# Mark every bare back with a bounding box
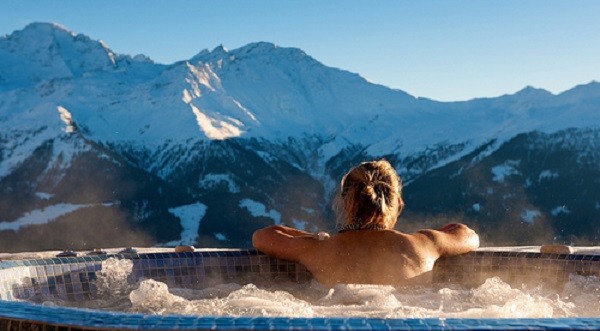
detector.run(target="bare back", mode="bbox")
[299,230,438,286]
[252,224,479,287]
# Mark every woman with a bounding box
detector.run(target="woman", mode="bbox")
[252,160,479,287]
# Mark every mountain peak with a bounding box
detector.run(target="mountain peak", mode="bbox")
[3,22,75,46]
[212,44,228,54]
[190,42,309,65]
[1,22,118,86]
[233,42,311,60]
[236,42,277,54]
[514,85,553,98]
[4,21,111,55]
[21,22,73,35]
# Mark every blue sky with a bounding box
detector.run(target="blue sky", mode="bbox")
[1,0,599,101]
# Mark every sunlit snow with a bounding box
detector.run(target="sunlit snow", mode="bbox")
[57,106,75,133]
[182,89,193,103]
[190,104,243,140]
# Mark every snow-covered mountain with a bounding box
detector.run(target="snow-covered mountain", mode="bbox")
[1,23,599,251]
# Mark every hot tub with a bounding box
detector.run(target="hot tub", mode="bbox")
[0,248,599,330]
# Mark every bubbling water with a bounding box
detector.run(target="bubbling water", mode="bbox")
[39,258,600,318]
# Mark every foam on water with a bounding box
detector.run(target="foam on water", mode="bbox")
[40,258,600,318]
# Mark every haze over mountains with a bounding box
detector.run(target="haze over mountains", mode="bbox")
[1,23,599,252]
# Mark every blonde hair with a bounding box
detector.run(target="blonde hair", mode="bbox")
[334,160,403,231]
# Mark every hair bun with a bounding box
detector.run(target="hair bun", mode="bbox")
[362,183,376,199]
[362,183,385,212]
